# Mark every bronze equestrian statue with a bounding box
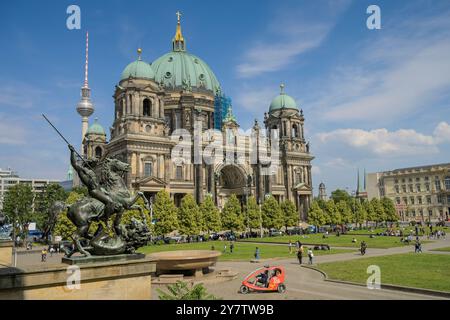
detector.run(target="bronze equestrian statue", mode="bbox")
[66,145,151,257]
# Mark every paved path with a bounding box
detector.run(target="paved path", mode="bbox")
[14,237,450,300]
[201,237,450,300]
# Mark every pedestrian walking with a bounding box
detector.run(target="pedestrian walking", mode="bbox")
[297,245,304,264]
[288,241,293,254]
[41,249,47,262]
[230,242,234,253]
[307,248,314,265]
[254,247,260,260]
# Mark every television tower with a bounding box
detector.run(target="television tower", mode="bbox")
[76,31,94,155]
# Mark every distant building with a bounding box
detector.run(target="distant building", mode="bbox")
[59,166,74,192]
[0,168,59,210]
[366,163,450,222]
[318,182,327,201]
[355,169,368,201]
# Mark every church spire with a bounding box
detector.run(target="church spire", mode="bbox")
[172,11,186,51]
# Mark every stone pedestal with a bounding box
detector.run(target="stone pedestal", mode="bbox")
[0,241,13,267]
[0,256,156,300]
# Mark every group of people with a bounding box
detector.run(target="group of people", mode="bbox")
[427,230,446,240]
[220,241,235,253]
[295,242,314,265]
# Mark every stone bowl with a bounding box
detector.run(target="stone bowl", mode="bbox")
[149,250,221,273]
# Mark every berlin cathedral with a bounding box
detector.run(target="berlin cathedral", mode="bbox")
[77,13,314,221]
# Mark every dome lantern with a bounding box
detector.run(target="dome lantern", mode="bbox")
[172,11,186,52]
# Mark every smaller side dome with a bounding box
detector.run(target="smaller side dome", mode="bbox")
[120,49,155,80]
[87,118,106,135]
[269,83,298,112]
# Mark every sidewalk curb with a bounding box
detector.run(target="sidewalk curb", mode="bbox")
[301,265,450,299]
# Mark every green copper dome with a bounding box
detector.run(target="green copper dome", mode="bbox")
[151,51,221,94]
[121,57,155,81]
[86,118,106,135]
[269,84,298,112]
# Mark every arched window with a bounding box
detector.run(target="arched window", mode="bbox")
[129,95,133,114]
[176,165,183,180]
[295,168,302,184]
[144,162,153,177]
[143,98,151,116]
[292,124,299,138]
[95,146,102,158]
[445,176,450,190]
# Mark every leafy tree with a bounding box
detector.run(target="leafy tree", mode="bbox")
[221,194,244,233]
[354,199,367,228]
[307,200,326,228]
[245,196,261,234]
[153,189,178,236]
[381,197,398,225]
[34,183,67,242]
[3,183,36,245]
[261,195,283,230]
[337,200,352,226]
[280,199,298,231]
[324,199,341,227]
[71,186,88,197]
[178,194,200,236]
[53,190,83,240]
[330,189,351,205]
[370,198,386,227]
[317,199,327,211]
[364,200,376,227]
[157,280,219,300]
[200,195,221,235]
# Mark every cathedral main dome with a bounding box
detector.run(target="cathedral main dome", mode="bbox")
[151,13,221,94]
[152,51,220,94]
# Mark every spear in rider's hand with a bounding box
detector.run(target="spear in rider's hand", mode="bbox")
[42,114,93,170]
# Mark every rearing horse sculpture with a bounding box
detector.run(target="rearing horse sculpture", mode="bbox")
[67,145,149,257]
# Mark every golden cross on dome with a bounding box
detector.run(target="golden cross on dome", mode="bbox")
[176,11,182,23]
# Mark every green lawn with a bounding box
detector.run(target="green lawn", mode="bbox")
[240,233,429,249]
[431,247,450,252]
[317,253,450,292]
[138,241,354,261]
[347,226,449,236]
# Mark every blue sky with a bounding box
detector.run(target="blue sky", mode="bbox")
[1,0,450,196]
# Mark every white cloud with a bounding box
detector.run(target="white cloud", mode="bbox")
[316,122,450,157]
[325,157,353,168]
[306,9,450,123]
[434,121,450,144]
[236,0,351,78]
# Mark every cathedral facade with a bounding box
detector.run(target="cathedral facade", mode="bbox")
[83,14,314,221]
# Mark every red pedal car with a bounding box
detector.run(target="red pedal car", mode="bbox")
[239,265,286,294]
